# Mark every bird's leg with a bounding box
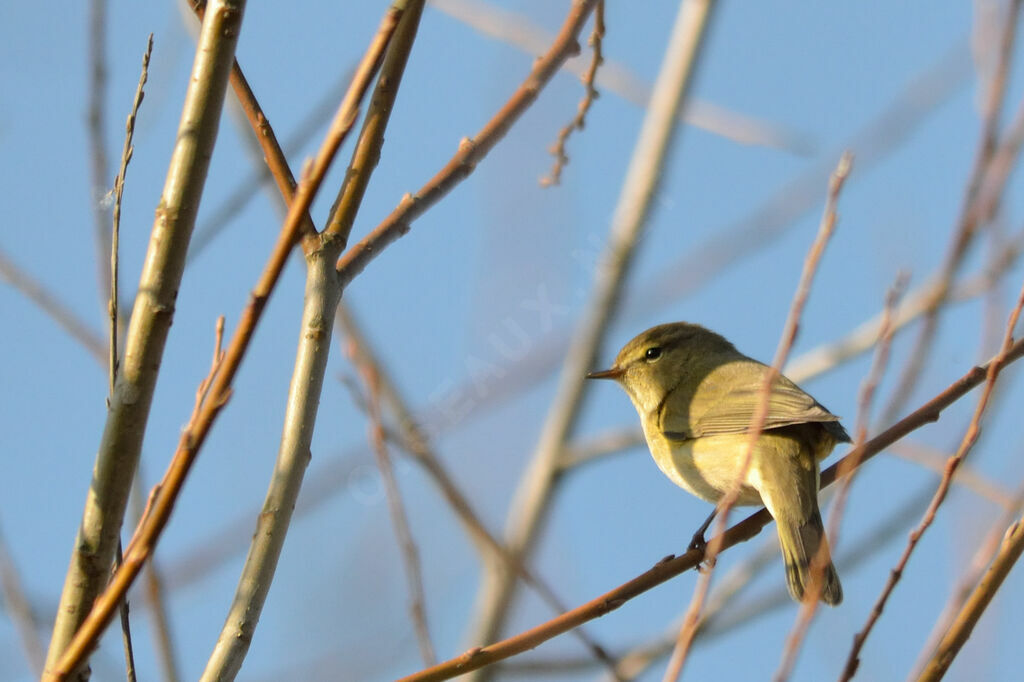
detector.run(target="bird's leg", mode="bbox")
[688,507,719,553]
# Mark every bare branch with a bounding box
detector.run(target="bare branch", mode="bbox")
[348,337,436,665]
[336,0,603,287]
[45,3,248,676]
[839,277,1024,681]
[395,337,1024,682]
[540,0,604,186]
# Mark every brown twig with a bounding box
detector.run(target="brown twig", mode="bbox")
[501,484,934,678]
[395,336,1024,682]
[664,152,851,681]
[111,40,164,664]
[774,273,904,681]
[838,277,1024,682]
[188,1,317,245]
[336,0,602,287]
[350,342,436,665]
[335,306,620,674]
[540,0,604,186]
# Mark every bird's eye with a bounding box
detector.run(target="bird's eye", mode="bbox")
[644,347,662,361]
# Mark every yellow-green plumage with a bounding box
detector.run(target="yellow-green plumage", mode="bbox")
[590,322,846,605]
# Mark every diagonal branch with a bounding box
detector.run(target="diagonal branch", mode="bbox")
[336,0,603,287]
[839,278,1024,681]
[44,3,248,677]
[395,336,1024,682]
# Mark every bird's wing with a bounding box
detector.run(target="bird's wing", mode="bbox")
[660,361,843,440]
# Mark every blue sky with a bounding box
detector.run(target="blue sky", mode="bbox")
[3,1,1024,681]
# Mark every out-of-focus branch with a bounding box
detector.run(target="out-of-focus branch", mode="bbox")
[889,441,1015,510]
[349,338,436,665]
[909,478,1024,679]
[129,472,180,682]
[428,0,813,154]
[881,0,1023,419]
[87,0,111,309]
[44,4,248,678]
[0,251,107,364]
[839,279,1024,681]
[336,305,619,673]
[0,523,45,676]
[916,514,1024,681]
[396,337,1024,682]
[640,40,972,316]
[465,0,717,664]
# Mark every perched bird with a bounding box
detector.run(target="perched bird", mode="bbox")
[588,322,847,605]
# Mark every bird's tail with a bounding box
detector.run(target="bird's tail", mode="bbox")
[777,508,843,605]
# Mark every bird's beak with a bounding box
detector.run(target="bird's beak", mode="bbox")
[587,366,624,380]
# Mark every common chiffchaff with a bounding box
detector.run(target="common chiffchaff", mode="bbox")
[588,322,846,605]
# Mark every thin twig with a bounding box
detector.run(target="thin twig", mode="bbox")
[44,4,248,677]
[112,54,155,666]
[889,441,1015,510]
[349,341,436,665]
[336,0,603,287]
[112,543,137,682]
[335,305,620,674]
[540,0,604,186]
[188,1,317,244]
[109,35,151,395]
[774,273,904,682]
[465,0,716,666]
[130,470,181,682]
[0,251,107,364]
[838,277,1024,682]
[0,523,45,675]
[663,152,851,681]
[395,337,1024,682]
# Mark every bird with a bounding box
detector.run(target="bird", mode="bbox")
[588,322,847,605]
